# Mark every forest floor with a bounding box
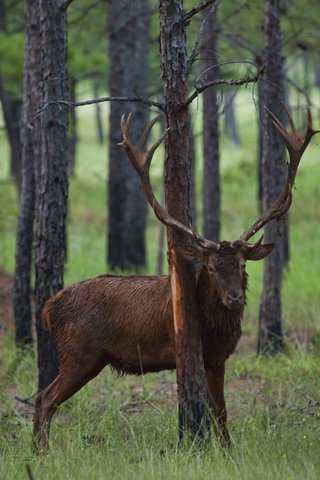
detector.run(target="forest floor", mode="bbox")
[1,266,319,480]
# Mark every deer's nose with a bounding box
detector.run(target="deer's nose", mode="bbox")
[227,291,243,305]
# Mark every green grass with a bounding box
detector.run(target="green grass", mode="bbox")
[1,92,320,479]
[0,333,319,479]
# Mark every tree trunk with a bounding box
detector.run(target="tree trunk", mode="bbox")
[93,80,104,145]
[0,72,22,192]
[258,0,286,355]
[35,0,69,391]
[315,61,320,89]
[13,0,41,350]
[67,77,77,176]
[189,120,197,230]
[107,0,150,271]
[159,0,209,441]
[257,76,265,212]
[223,90,240,146]
[201,8,220,242]
[0,0,6,30]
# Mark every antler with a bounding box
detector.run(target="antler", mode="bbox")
[240,105,320,242]
[118,113,220,250]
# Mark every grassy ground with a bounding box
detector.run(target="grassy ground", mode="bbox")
[0,92,320,479]
[0,333,319,479]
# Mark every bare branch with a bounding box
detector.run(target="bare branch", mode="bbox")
[63,0,77,11]
[185,0,217,21]
[26,465,35,480]
[32,95,164,117]
[221,31,262,59]
[181,66,264,110]
[186,0,220,76]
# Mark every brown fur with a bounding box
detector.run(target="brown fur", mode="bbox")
[33,240,273,452]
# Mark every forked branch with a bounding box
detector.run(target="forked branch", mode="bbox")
[118,114,220,250]
[240,105,320,242]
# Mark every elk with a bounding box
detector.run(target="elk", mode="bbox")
[33,106,318,452]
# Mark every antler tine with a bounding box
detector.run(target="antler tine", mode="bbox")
[119,113,220,251]
[138,115,160,150]
[120,112,132,139]
[282,102,298,136]
[145,128,170,169]
[265,106,289,142]
[240,106,319,243]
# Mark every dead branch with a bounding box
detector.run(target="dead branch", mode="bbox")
[186,0,220,75]
[15,394,36,407]
[63,0,76,10]
[180,66,264,110]
[32,95,164,117]
[26,465,35,480]
[185,0,218,21]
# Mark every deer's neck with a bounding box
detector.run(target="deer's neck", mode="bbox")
[196,268,247,334]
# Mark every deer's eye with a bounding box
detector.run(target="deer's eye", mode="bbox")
[241,262,246,270]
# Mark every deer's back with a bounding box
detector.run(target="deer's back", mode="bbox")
[43,274,176,373]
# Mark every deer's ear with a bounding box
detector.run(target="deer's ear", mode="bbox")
[245,243,274,261]
[175,245,204,263]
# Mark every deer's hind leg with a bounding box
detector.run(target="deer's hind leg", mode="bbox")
[33,353,107,453]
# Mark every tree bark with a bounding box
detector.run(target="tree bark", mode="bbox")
[107,0,150,271]
[93,80,104,145]
[258,0,286,355]
[13,0,41,349]
[201,8,220,242]
[0,72,22,192]
[223,90,240,146]
[0,0,6,30]
[35,0,69,390]
[189,120,197,230]
[159,0,209,440]
[67,77,77,176]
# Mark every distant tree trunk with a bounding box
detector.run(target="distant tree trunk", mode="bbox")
[107,0,150,271]
[67,77,77,176]
[35,0,69,391]
[202,8,220,241]
[93,80,104,145]
[0,0,6,30]
[257,75,265,212]
[13,0,41,350]
[0,72,21,191]
[258,0,286,355]
[315,61,320,88]
[223,90,240,146]
[159,0,209,440]
[189,120,197,229]
[0,1,21,192]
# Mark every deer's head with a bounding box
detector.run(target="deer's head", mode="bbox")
[119,106,319,311]
[176,239,273,310]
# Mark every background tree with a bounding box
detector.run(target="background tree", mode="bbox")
[201,4,220,241]
[34,0,69,390]
[0,0,24,191]
[258,0,286,354]
[13,0,40,350]
[107,0,151,271]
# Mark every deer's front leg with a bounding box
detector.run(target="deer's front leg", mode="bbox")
[205,364,231,449]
